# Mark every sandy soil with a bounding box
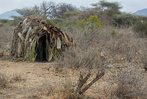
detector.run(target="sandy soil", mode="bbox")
[0,60,110,99]
[0,60,64,99]
[1,59,146,99]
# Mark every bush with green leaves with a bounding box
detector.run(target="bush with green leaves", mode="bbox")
[50,18,65,26]
[46,19,53,25]
[76,15,103,30]
[113,13,138,27]
[62,11,79,18]
[133,18,147,37]
[0,19,9,23]
[50,18,74,30]
[111,30,116,38]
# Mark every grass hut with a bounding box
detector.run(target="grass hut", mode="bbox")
[11,15,74,62]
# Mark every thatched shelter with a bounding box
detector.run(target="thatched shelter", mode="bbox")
[11,15,75,62]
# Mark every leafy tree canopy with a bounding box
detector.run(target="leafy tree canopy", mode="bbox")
[92,0,122,16]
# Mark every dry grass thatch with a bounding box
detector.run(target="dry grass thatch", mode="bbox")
[11,15,75,62]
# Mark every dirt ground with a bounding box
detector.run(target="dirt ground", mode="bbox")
[0,60,108,99]
[0,60,53,98]
[0,59,146,99]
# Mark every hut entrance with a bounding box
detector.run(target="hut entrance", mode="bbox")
[36,35,47,62]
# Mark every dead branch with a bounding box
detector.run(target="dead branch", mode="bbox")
[75,69,105,95]
[79,71,105,94]
[75,72,91,94]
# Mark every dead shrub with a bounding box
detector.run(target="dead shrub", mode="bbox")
[56,27,106,72]
[45,76,94,99]
[0,25,13,44]
[41,83,55,96]
[27,95,40,99]
[107,65,146,99]
[0,25,13,57]
[10,74,26,83]
[55,29,106,98]
[0,49,3,58]
[39,80,79,98]
[141,53,147,71]
[53,82,82,99]
[140,40,147,71]
[56,47,102,71]
[94,27,147,66]
[57,26,147,98]
[0,73,8,88]
[142,60,147,71]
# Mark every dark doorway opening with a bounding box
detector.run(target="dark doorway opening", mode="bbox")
[36,35,47,62]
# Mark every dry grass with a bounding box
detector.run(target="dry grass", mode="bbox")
[0,25,13,57]
[10,74,26,83]
[39,76,91,99]
[115,66,146,98]
[60,26,147,99]
[0,25,13,43]
[0,23,147,98]
[0,73,8,88]
[65,27,143,66]
[105,65,147,99]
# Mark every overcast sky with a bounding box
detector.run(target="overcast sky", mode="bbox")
[0,0,146,14]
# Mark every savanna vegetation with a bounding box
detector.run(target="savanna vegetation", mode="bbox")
[0,0,147,99]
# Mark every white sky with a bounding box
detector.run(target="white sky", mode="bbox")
[0,0,146,14]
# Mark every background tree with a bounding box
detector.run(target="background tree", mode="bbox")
[92,0,122,16]
[11,5,42,25]
[40,1,56,19]
[52,3,77,18]
[15,5,42,18]
[91,0,122,25]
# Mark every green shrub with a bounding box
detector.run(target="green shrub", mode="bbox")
[46,19,53,25]
[111,30,116,37]
[113,13,138,27]
[76,19,86,29]
[50,18,74,30]
[10,19,21,26]
[50,18,64,25]
[76,15,103,30]
[0,22,3,27]
[62,11,79,18]
[0,19,9,23]
[133,19,147,37]
[10,16,23,26]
